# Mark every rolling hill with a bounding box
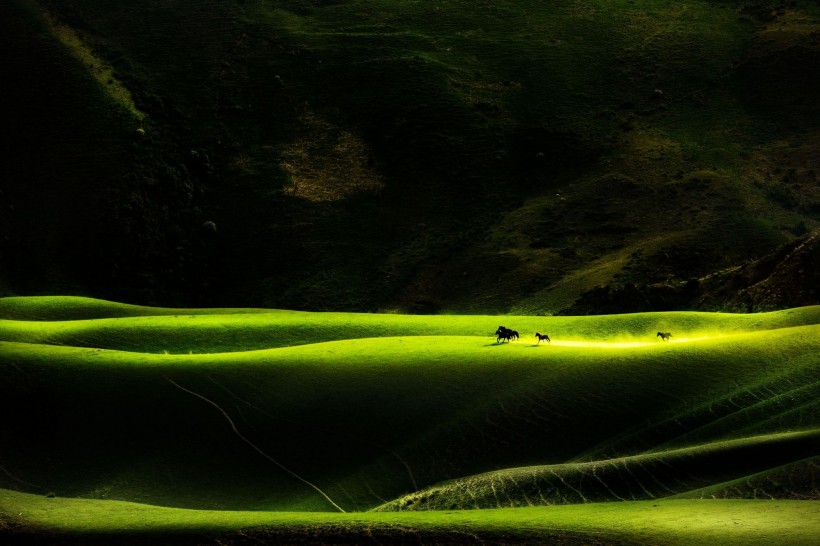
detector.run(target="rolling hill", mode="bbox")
[2,1,820,543]
[1,296,818,543]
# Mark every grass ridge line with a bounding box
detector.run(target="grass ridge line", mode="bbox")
[374,429,820,511]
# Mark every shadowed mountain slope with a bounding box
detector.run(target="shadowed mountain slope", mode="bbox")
[2,1,819,312]
[559,227,820,314]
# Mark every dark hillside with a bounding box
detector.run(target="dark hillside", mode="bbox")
[0,0,126,296]
[558,227,820,314]
[2,0,819,312]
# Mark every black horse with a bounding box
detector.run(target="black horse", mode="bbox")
[535,332,550,344]
[495,326,518,343]
[657,331,672,342]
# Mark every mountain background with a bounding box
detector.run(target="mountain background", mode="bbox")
[2,0,819,314]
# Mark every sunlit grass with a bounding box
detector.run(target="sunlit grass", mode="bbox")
[375,429,820,511]
[548,334,729,348]
[1,297,818,541]
[1,296,818,355]
[1,488,818,546]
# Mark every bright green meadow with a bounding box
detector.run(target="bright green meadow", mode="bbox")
[1,296,818,544]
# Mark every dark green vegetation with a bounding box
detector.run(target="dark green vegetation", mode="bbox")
[2,0,819,313]
[3,0,820,542]
[1,297,818,543]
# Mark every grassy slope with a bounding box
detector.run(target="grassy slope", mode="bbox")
[375,432,820,511]
[671,456,820,500]
[2,295,819,352]
[1,297,818,515]
[4,1,819,311]
[0,295,273,321]
[2,489,819,546]
[1,296,818,542]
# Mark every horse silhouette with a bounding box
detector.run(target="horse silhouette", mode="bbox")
[495,326,518,343]
[535,332,551,343]
[657,331,672,342]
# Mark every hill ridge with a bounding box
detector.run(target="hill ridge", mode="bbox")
[374,429,820,511]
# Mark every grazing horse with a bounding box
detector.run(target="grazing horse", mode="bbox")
[657,331,672,342]
[495,326,517,343]
[535,332,551,344]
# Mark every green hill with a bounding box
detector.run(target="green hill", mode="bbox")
[2,295,819,352]
[1,297,818,542]
[2,490,819,546]
[375,433,819,511]
[2,1,819,311]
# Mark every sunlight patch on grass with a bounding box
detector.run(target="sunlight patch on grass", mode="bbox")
[524,332,730,349]
[1,488,818,546]
[551,339,664,348]
[1,297,819,355]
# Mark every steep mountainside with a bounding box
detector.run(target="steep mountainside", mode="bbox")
[2,0,819,312]
[559,227,820,314]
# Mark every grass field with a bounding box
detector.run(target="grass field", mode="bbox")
[1,296,818,543]
[3,2,819,542]
[3,489,819,545]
